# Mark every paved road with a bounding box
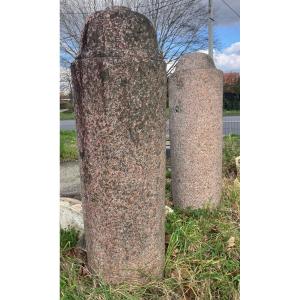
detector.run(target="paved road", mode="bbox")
[61,116,240,135]
[61,120,76,131]
[223,116,240,135]
[223,116,240,122]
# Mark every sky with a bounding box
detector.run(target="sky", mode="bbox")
[61,0,240,79]
[210,0,240,72]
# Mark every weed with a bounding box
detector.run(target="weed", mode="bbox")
[60,178,240,299]
[60,130,78,161]
[60,227,79,251]
[61,111,75,120]
[60,131,240,299]
[223,135,240,178]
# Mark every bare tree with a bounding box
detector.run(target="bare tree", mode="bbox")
[60,0,209,75]
[60,66,72,99]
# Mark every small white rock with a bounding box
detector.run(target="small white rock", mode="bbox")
[165,205,174,215]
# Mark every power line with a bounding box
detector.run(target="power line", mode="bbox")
[220,0,240,18]
[61,0,199,15]
[208,0,213,58]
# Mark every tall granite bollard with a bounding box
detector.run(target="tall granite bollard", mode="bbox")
[71,7,167,284]
[169,53,223,208]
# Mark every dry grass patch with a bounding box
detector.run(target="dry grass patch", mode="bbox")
[60,133,240,299]
[61,178,239,299]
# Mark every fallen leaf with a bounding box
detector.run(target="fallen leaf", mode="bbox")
[227,236,235,249]
[188,243,198,252]
[172,248,179,258]
[209,225,219,233]
[79,265,90,277]
[180,268,190,280]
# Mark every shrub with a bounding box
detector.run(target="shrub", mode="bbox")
[60,100,74,111]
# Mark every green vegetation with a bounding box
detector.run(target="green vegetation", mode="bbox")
[165,168,172,202]
[223,97,239,112]
[166,169,172,179]
[61,227,79,251]
[60,130,78,161]
[223,75,240,112]
[223,135,240,178]
[60,136,240,299]
[60,111,75,120]
[223,110,240,116]
[61,178,239,299]
[60,100,74,110]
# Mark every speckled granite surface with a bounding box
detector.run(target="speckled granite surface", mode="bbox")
[169,53,223,208]
[71,7,167,284]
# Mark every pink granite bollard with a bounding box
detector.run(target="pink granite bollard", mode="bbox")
[169,53,223,209]
[71,7,167,284]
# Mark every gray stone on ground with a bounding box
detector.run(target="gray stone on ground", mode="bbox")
[60,197,83,235]
[60,161,81,199]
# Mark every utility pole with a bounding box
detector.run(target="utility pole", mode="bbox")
[208,0,214,59]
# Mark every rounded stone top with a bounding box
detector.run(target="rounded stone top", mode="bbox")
[77,6,161,60]
[175,52,216,72]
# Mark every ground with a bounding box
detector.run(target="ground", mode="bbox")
[60,135,240,299]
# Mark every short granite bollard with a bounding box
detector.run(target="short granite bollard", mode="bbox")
[71,7,167,284]
[169,53,223,208]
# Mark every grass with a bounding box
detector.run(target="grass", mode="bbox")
[60,130,78,161]
[223,110,240,116]
[61,111,75,120]
[61,179,239,299]
[223,135,240,178]
[60,136,240,299]
[61,227,80,251]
